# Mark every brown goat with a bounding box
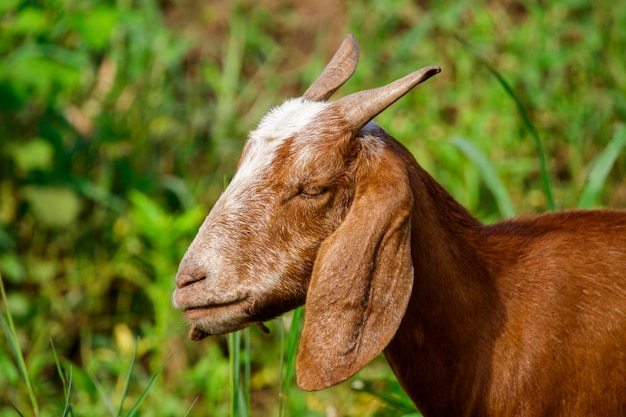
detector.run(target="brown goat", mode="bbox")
[173,34,626,416]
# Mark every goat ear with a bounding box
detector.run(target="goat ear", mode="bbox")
[296,146,414,390]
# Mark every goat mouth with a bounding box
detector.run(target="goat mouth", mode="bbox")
[183,297,250,324]
[181,297,254,339]
[182,297,250,320]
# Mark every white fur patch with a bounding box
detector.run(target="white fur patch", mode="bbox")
[251,98,330,144]
[227,98,331,191]
[226,99,387,207]
[215,99,330,222]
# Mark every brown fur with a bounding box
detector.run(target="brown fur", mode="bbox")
[174,49,626,416]
[177,120,626,416]
[362,134,626,416]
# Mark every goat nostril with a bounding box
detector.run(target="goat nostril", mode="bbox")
[176,271,206,289]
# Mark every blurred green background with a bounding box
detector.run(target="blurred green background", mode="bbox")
[1,0,625,416]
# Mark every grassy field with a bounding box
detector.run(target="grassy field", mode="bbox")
[1,0,625,416]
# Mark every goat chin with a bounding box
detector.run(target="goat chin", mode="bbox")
[188,322,270,341]
[173,33,626,416]
[188,325,209,341]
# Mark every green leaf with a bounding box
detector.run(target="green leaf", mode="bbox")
[22,186,84,228]
[352,377,418,414]
[0,0,19,13]
[125,355,169,417]
[0,78,24,110]
[128,190,169,233]
[71,7,118,50]
[451,136,516,218]
[8,138,55,173]
[458,37,556,211]
[0,254,23,283]
[10,54,82,99]
[578,124,626,208]
[10,8,49,35]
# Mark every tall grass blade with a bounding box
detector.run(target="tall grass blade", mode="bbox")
[87,369,117,416]
[51,339,74,417]
[457,37,556,210]
[353,382,418,415]
[243,327,251,417]
[61,368,73,417]
[51,341,65,380]
[213,2,246,140]
[51,340,69,398]
[0,273,40,416]
[125,355,169,417]
[451,136,516,218]
[228,331,242,417]
[183,396,200,417]
[279,308,304,417]
[278,316,286,417]
[236,383,248,417]
[284,308,303,386]
[116,337,139,417]
[7,400,25,417]
[578,124,626,208]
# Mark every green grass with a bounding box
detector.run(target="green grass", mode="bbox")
[578,124,626,208]
[1,273,39,416]
[1,0,625,415]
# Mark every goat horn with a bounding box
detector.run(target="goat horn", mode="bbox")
[303,34,359,102]
[336,65,441,133]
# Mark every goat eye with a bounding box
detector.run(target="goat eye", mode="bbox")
[300,186,326,198]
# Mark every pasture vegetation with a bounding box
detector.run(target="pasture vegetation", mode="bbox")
[1,0,624,416]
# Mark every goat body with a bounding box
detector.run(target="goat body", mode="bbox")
[386,158,626,415]
[173,34,626,416]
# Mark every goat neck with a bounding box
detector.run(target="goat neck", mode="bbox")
[379,141,502,415]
